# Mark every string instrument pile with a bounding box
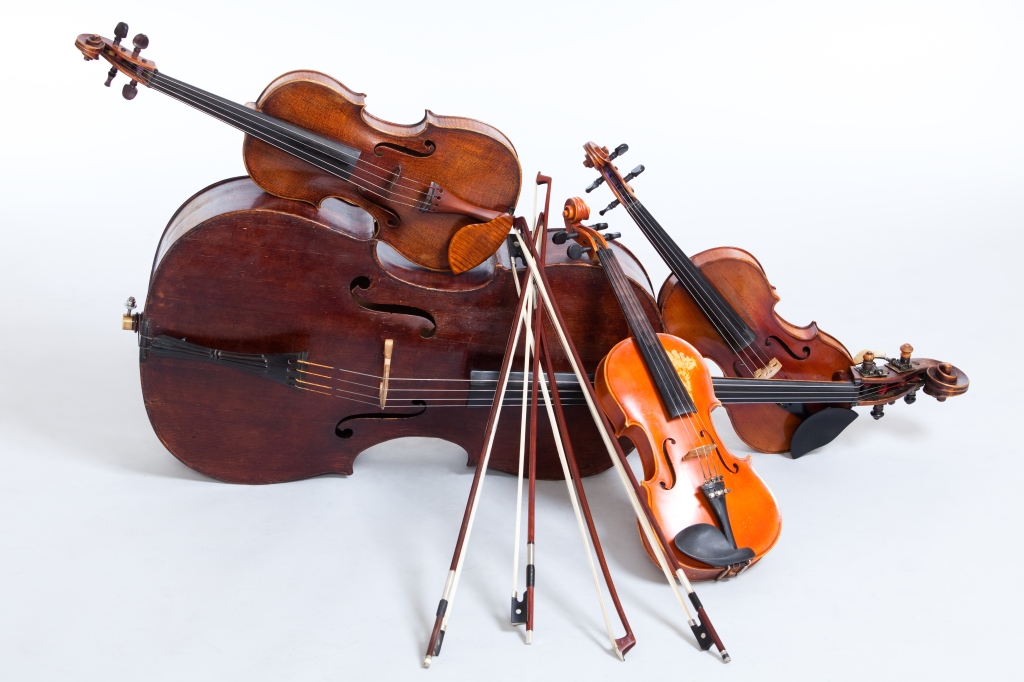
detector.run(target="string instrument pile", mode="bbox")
[76,22,970,667]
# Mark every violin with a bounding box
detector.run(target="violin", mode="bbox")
[127,176,666,483]
[75,23,521,274]
[581,141,969,455]
[559,198,782,579]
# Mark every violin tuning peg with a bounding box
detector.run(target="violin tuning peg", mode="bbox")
[567,243,592,260]
[608,143,628,161]
[131,33,149,58]
[622,164,645,182]
[122,80,138,100]
[104,66,118,87]
[604,232,622,241]
[585,176,605,193]
[599,199,620,216]
[552,229,578,245]
[113,22,129,47]
[591,223,608,231]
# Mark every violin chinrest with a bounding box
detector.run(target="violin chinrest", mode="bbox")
[674,524,756,568]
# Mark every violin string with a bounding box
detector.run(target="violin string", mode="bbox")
[150,72,444,198]
[617,194,773,378]
[149,76,448,210]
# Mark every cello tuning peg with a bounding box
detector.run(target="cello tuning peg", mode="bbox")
[131,33,149,58]
[608,143,628,161]
[567,243,592,260]
[113,22,129,47]
[104,66,118,87]
[585,176,605,193]
[604,232,622,241]
[122,80,138,100]
[622,164,645,182]
[599,199,620,216]
[591,222,608,231]
[552,230,578,245]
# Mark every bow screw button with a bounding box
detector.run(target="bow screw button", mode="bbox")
[131,33,149,59]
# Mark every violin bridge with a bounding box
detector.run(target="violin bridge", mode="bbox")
[753,357,782,379]
[379,339,394,409]
[683,444,716,461]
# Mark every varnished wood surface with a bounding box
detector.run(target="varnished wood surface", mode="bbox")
[244,71,522,272]
[596,334,782,580]
[141,178,663,483]
[658,247,855,453]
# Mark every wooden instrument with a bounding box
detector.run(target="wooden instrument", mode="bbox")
[560,198,782,579]
[75,23,521,274]
[128,177,665,483]
[582,141,968,455]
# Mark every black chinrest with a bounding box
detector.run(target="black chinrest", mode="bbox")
[790,407,859,458]
[674,524,756,568]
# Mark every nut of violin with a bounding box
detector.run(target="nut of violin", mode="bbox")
[900,343,913,360]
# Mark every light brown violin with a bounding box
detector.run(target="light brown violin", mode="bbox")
[560,199,782,580]
[75,22,521,273]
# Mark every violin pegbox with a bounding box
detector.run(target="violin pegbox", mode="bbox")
[559,197,608,262]
[75,22,157,100]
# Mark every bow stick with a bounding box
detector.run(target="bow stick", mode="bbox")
[513,213,734,663]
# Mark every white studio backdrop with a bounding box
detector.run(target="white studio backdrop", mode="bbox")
[0,1,1021,680]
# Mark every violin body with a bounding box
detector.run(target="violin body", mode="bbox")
[138,177,661,483]
[244,71,522,272]
[659,247,855,454]
[596,334,782,580]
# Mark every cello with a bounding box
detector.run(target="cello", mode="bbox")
[581,141,967,455]
[76,23,521,273]
[560,198,782,579]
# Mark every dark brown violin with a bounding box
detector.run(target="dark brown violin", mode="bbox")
[582,141,968,455]
[76,23,521,274]
[558,199,781,579]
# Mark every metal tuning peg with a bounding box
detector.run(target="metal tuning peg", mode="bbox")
[585,176,605,193]
[122,81,138,100]
[112,22,128,47]
[622,164,645,183]
[608,143,628,161]
[131,33,149,59]
[591,222,608,230]
[567,243,592,260]
[552,230,578,245]
[599,199,620,216]
[603,232,622,241]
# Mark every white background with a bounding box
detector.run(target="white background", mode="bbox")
[1,1,1021,680]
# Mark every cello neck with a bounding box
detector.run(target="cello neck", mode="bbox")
[146,72,363,185]
[596,246,696,419]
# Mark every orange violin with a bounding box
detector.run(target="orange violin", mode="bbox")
[560,199,782,579]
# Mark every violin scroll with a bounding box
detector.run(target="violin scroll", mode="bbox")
[922,361,969,401]
[76,24,158,93]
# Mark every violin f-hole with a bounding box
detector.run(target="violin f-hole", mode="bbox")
[765,335,811,360]
[374,140,436,158]
[660,437,677,490]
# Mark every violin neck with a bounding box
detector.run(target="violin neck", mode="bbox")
[597,246,696,418]
[146,72,362,184]
[607,178,757,353]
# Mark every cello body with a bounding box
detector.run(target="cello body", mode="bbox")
[138,177,662,483]
[596,334,782,580]
[658,247,855,454]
